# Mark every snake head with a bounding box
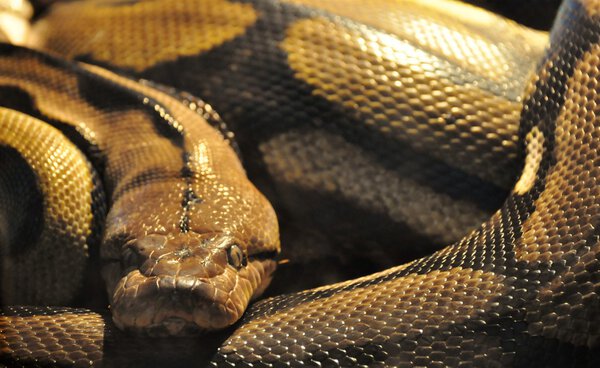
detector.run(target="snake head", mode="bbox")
[103,232,277,336]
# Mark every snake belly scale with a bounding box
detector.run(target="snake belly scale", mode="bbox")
[0,0,600,367]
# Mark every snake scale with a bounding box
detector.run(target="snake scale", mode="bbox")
[0,0,599,366]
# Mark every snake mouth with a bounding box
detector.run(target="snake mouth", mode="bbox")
[104,233,278,336]
[110,257,277,336]
[110,271,241,336]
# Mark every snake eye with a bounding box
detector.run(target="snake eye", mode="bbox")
[226,244,246,269]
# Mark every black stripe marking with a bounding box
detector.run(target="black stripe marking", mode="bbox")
[139,79,243,159]
[0,145,45,258]
[70,51,203,234]
[0,85,106,175]
[179,152,202,233]
[111,167,174,203]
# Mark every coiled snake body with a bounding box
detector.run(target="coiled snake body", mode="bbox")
[1,0,600,366]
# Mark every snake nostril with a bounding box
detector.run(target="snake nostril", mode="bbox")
[226,244,247,269]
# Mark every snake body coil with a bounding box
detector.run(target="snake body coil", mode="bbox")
[1,0,600,367]
[0,44,281,336]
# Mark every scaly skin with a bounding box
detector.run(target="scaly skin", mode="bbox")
[1,0,600,367]
[0,46,280,336]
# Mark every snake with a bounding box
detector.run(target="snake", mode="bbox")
[0,0,599,366]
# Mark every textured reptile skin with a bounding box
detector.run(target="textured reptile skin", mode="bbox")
[29,0,549,291]
[0,45,281,335]
[1,0,600,367]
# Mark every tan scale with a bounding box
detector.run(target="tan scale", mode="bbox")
[29,0,257,71]
[0,0,32,45]
[514,126,545,195]
[221,266,506,365]
[0,107,96,305]
[281,17,522,189]
[283,0,547,88]
[0,308,106,367]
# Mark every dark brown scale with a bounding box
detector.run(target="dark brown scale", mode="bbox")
[0,146,44,258]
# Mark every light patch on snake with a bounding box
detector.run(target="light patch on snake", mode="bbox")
[581,0,600,16]
[513,126,545,195]
[261,129,490,245]
[283,0,547,93]
[281,18,521,190]
[0,0,32,45]
[220,267,506,364]
[28,0,257,71]
[521,45,600,346]
[0,108,94,305]
[0,12,31,45]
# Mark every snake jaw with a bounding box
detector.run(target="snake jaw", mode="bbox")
[105,233,277,336]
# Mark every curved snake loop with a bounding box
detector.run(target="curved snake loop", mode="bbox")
[1,0,600,367]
